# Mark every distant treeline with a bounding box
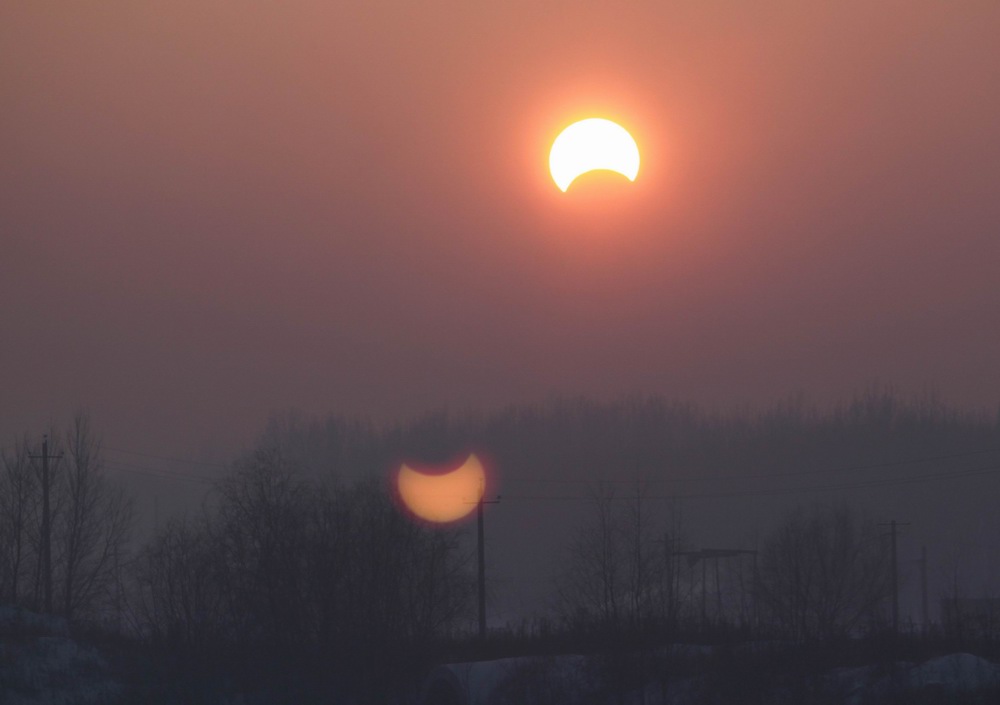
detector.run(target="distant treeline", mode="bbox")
[258,387,1000,490]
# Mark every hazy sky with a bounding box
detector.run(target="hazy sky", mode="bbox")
[3,1,999,456]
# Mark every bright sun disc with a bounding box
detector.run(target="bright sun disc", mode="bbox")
[549,118,640,192]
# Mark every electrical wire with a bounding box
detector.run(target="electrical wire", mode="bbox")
[501,462,1000,502]
[101,459,215,485]
[502,446,1000,486]
[102,445,229,468]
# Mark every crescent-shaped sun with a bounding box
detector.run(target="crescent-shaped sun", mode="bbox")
[549,118,640,192]
[396,454,486,523]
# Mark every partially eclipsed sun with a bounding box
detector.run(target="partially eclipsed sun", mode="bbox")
[397,454,486,523]
[549,118,640,192]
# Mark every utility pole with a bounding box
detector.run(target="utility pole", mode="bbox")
[920,544,929,634]
[890,520,898,633]
[701,556,707,630]
[953,569,961,640]
[29,435,62,615]
[879,520,910,635]
[476,491,500,640]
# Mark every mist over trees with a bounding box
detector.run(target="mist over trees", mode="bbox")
[255,389,999,621]
[3,390,1000,702]
[756,503,890,641]
[257,388,1000,492]
[131,446,471,700]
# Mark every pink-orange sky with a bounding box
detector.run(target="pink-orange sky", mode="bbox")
[2,1,999,455]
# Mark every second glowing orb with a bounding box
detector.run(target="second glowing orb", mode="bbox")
[396,453,486,523]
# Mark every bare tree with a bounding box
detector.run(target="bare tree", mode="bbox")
[131,445,471,698]
[212,445,313,655]
[756,503,890,641]
[53,413,134,621]
[331,478,470,646]
[556,482,663,634]
[556,482,622,630]
[132,513,230,667]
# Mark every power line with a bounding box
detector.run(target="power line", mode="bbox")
[503,446,1000,486]
[101,459,215,485]
[501,462,1000,502]
[923,537,1000,552]
[102,445,229,468]
[104,463,214,484]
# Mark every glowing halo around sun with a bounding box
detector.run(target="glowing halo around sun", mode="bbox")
[549,118,640,192]
[396,454,486,523]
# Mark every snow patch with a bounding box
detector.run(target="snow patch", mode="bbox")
[0,605,122,705]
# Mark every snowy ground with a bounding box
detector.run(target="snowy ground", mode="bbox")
[826,652,1000,705]
[426,648,1000,705]
[0,606,122,705]
[3,610,999,705]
